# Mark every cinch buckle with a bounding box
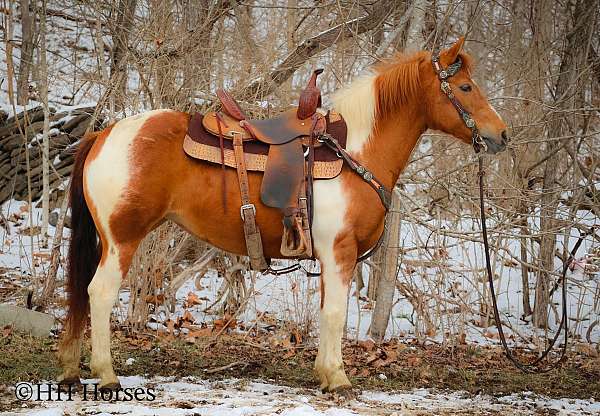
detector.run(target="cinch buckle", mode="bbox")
[240,203,256,220]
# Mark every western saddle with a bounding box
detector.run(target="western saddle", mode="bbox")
[183,70,329,270]
[183,70,390,271]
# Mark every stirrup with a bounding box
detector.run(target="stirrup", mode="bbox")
[280,214,310,257]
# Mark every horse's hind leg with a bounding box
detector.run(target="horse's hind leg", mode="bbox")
[87,242,134,389]
[82,111,169,389]
[58,332,82,383]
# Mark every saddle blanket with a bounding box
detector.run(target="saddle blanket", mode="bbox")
[183,110,348,179]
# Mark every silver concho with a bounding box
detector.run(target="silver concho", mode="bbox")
[439,70,448,79]
[363,171,373,182]
[356,166,365,175]
[464,115,475,128]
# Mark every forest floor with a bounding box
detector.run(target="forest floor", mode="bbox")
[1,330,599,415]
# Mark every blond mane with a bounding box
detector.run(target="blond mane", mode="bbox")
[373,51,427,121]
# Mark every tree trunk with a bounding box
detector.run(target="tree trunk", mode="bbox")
[35,190,69,309]
[369,0,427,342]
[110,0,137,113]
[17,0,35,105]
[534,0,597,327]
[369,193,401,342]
[38,0,50,248]
[405,0,426,50]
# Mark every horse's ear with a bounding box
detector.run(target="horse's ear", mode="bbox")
[440,37,465,66]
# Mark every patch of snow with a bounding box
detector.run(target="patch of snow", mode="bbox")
[8,377,599,415]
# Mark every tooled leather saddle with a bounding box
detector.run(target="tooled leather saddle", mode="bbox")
[183,70,348,271]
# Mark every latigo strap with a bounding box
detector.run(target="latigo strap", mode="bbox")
[232,133,268,271]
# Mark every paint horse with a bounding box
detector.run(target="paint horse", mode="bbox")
[58,38,508,392]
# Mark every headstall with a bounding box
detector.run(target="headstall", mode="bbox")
[431,53,488,153]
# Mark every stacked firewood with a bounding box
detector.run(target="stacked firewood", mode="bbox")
[0,106,102,204]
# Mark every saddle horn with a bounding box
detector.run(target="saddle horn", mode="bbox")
[297,68,324,120]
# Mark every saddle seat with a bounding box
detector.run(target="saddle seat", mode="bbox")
[202,108,324,145]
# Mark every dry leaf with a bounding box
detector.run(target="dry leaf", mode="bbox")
[290,329,302,345]
[166,319,175,334]
[483,331,499,339]
[358,339,376,352]
[145,294,165,305]
[2,325,12,338]
[407,356,421,367]
[186,292,201,307]
[283,349,296,359]
[182,310,195,324]
[187,327,212,338]
[575,343,599,357]
[213,313,237,331]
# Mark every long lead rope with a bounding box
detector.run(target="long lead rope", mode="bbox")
[478,156,594,372]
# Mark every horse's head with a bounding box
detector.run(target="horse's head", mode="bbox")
[421,37,508,154]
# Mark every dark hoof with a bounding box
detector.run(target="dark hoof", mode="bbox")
[99,382,122,392]
[58,376,81,386]
[329,385,356,400]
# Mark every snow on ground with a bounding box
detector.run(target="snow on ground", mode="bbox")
[5,376,600,416]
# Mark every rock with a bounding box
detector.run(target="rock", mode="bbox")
[35,189,66,211]
[49,210,71,229]
[70,106,95,116]
[0,304,55,337]
[60,113,89,133]
[0,134,25,151]
[68,117,93,139]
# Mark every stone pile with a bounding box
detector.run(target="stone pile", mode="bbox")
[0,106,102,204]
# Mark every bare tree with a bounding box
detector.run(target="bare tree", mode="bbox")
[17,0,35,104]
[369,0,428,342]
[38,0,50,248]
[110,0,137,113]
[534,0,598,327]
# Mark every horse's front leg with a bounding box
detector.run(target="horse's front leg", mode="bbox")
[314,235,356,393]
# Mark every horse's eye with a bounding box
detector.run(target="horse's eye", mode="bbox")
[460,84,472,92]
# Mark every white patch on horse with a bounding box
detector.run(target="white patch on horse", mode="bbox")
[331,74,376,154]
[84,109,169,385]
[85,109,168,239]
[312,176,347,271]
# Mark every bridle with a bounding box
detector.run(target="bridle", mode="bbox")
[431,53,488,154]
[431,51,594,372]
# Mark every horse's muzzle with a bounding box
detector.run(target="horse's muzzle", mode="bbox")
[483,130,508,154]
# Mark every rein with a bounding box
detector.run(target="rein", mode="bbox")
[432,52,593,372]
